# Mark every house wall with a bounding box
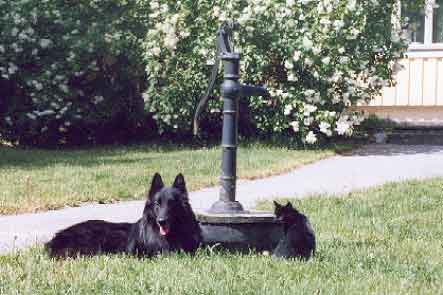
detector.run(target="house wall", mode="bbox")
[355,56,443,127]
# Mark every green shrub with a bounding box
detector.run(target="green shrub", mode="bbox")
[1,0,425,146]
[0,0,150,146]
[142,0,420,144]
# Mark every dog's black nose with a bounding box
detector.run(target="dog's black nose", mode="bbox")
[157,218,168,226]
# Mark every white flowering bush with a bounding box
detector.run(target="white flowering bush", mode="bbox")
[143,0,422,143]
[0,0,150,145]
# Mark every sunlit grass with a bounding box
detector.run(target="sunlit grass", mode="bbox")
[1,178,442,294]
[0,142,339,214]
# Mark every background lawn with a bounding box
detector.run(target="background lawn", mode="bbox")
[0,142,340,215]
[1,178,442,294]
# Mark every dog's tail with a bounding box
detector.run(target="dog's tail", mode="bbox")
[44,235,65,258]
[44,240,60,258]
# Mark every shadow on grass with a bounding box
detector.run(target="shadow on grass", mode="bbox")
[0,145,158,169]
[0,140,345,170]
[0,141,216,169]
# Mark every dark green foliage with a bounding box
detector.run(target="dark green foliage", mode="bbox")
[0,0,151,146]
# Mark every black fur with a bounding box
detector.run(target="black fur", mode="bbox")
[45,220,132,257]
[126,173,202,256]
[272,201,316,260]
[45,173,202,258]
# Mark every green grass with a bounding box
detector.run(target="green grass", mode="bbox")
[0,142,338,215]
[1,178,442,294]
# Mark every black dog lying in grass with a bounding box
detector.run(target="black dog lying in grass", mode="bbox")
[45,173,202,258]
[272,201,316,260]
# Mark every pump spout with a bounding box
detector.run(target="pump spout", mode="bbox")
[241,85,269,98]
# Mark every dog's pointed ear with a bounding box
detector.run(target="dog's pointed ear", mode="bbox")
[172,173,187,193]
[286,201,293,209]
[147,173,164,200]
[273,200,282,209]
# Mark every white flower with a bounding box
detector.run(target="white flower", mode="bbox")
[304,89,316,97]
[284,60,293,70]
[319,121,332,136]
[289,121,299,132]
[164,34,178,50]
[319,18,331,26]
[39,110,55,116]
[5,116,12,125]
[334,20,345,30]
[39,38,52,48]
[93,95,105,104]
[59,84,69,93]
[11,43,22,53]
[303,104,317,116]
[11,27,19,37]
[33,81,43,91]
[331,94,341,104]
[349,28,360,39]
[150,1,159,10]
[284,104,293,115]
[8,63,18,75]
[287,73,298,82]
[312,47,321,55]
[336,121,351,135]
[304,117,313,126]
[302,36,313,50]
[321,57,331,65]
[293,50,301,61]
[151,47,161,56]
[339,56,350,64]
[26,113,37,120]
[212,6,221,18]
[60,106,68,114]
[305,131,317,144]
[346,0,357,11]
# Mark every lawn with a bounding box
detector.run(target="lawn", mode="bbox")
[1,178,442,294]
[0,142,340,215]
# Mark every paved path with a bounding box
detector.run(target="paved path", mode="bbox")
[1,144,443,254]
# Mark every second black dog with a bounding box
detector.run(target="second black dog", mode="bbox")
[45,173,202,258]
[272,201,316,260]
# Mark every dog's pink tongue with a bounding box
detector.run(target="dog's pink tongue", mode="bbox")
[159,225,167,236]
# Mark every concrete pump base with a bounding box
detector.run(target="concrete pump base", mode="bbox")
[197,210,284,252]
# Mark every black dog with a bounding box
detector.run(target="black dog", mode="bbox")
[45,173,202,258]
[272,201,316,260]
[45,220,132,257]
[126,173,202,256]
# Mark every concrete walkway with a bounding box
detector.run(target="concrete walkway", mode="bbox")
[1,144,443,254]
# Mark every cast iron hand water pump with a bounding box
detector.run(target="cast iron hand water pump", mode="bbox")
[194,21,269,214]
